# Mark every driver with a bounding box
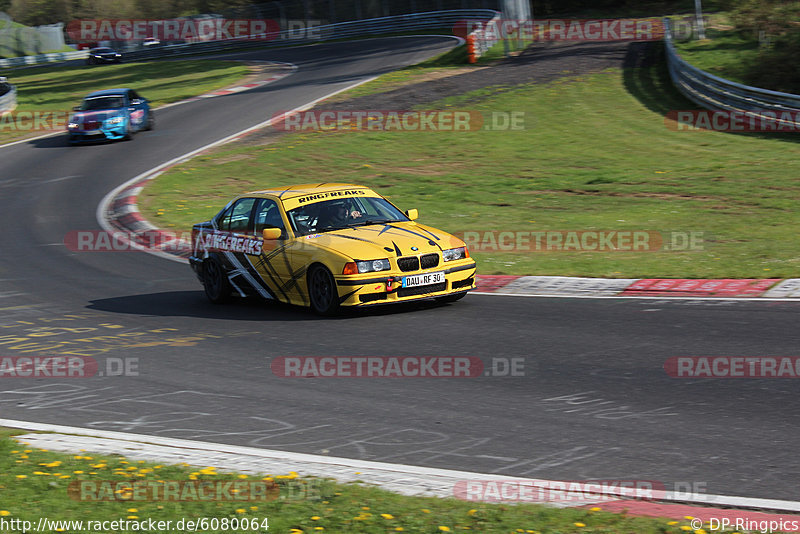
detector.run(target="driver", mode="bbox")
[322,200,363,227]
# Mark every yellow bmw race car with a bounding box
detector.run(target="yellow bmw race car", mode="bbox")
[189,183,477,314]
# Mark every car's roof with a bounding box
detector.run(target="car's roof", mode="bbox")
[247,183,373,200]
[85,89,129,98]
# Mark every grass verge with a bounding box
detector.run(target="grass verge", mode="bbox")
[0,430,698,533]
[0,60,251,144]
[139,43,799,279]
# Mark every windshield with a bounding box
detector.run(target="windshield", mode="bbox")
[92,48,114,53]
[287,196,408,236]
[80,96,125,111]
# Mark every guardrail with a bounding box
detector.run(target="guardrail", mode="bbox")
[0,77,15,113]
[0,49,87,68]
[0,10,495,68]
[121,9,497,62]
[663,17,800,125]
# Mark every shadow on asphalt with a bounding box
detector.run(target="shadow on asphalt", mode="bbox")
[87,290,457,321]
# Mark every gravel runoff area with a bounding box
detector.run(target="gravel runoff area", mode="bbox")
[238,39,645,147]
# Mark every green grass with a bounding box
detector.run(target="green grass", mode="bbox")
[0,431,702,533]
[139,43,800,279]
[0,60,250,144]
[673,28,758,86]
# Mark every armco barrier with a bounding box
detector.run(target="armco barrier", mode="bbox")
[0,78,16,113]
[664,17,800,127]
[0,49,87,68]
[0,10,497,68]
[121,10,498,62]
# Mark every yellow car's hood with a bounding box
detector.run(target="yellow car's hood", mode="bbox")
[297,221,464,260]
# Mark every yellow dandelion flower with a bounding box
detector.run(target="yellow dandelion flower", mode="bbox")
[311,516,321,520]
[381,513,394,519]
[574,523,586,528]
[238,474,248,479]
[0,511,10,516]
[235,509,246,514]
[15,475,27,479]
[439,527,451,532]
[467,509,477,515]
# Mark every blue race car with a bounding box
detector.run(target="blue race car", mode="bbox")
[67,88,154,143]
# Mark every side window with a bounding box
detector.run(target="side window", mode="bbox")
[218,198,256,233]
[253,198,286,236]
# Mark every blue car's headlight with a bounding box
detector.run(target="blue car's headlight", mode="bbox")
[106,116,124,125]
[442,247,467,262]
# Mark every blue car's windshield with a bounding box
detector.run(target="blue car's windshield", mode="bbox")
[287,196,408,236]
[81,96,125,111]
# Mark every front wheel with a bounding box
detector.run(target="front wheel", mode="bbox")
[202,257,231,304]
[308,265,339,316]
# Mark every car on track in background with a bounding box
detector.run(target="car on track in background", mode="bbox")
[86,47,122,64]
[190,183,477,314]
[67,88,154,143]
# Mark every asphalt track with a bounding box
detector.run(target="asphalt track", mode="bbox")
[1,37,800,503]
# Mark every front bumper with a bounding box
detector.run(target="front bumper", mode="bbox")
[68,119,128,142]
[335,260,477,306]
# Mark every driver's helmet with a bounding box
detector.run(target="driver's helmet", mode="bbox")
[320,200,350,227]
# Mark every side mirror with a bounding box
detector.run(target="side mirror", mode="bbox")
[405,209,418,221]
[72,106,81,111]
[262,227,282,253]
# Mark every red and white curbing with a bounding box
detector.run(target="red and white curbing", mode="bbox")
[475,275,796,299]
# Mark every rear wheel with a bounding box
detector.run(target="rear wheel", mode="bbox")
[308,265,339,316]
[145,111,154,131]
[202,257,231,304]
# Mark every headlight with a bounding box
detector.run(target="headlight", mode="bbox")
[356,259,390,273]
[442,247,468,261]
[106,116,124,125]
[68,122,78,129]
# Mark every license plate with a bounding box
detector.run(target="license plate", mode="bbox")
[402,271,445,288]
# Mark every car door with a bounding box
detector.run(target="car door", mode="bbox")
[211,197,269,299]
[127,90,147,131]
[248,197,298,302]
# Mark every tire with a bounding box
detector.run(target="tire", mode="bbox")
[145,111,154,131]
[122,121,132,140]
[202,257,231,304]
[308,265,339,316]
[436,292,467,304]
